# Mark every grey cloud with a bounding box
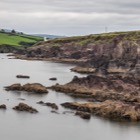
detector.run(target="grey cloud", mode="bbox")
[1,0,140,35]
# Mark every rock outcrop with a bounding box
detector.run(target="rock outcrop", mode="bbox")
[13,103,38,113]
[75,111,91,119]
[37,101,58,110]
[15,31,140,75]
[51,75,140,102]
[5,83,48,93]
[61,101,140,121]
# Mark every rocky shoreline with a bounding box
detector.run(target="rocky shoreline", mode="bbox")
[3,31,140,121]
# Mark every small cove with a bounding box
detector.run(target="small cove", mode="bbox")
[0,53,140,140]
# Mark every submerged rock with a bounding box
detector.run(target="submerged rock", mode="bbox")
[49,77,57,81]
[16,75,30,79]
[37,101,45,104]
[37,101,58,110]
[5,83,48,93]
[45,102,58,110]
[13,103,38,113]
[75,111,91,119]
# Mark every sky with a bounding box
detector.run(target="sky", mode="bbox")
[1,0,140,36]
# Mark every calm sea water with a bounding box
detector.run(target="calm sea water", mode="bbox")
[0,53,140,140]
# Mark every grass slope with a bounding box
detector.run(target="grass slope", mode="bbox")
[47,30,140,45]
[0,32,43,49]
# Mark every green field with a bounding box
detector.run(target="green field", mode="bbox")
[0,32,43,49]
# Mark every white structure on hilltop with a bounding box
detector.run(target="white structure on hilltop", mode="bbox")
[44,37,47,41]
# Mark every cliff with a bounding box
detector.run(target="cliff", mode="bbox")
[16,31,140,121]
[18,31,140,75]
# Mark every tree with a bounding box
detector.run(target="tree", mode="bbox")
[11,29,16,34]
[0,29,5,33]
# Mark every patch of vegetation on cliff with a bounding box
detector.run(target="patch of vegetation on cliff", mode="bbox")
[0,32,43,50]
[46,30,140,46]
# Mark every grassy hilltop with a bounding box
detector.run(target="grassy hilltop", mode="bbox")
[0,31,43,52]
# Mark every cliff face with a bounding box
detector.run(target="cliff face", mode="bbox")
[0,45,17,53]
[18,31,140,75]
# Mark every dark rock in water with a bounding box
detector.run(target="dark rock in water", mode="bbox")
[5,83,21,91]
[5,83,48,93]
[45,102,59,110]
[75,111,91,119]
[18,98,26,101]
[0,104,7,109]
[63,111,75,114]
[49,77,57,81]
[61,102,91,112]
[61,101,140,121]
[37,101,45,104]
[13,103,38,113]
[37,101,59,110]
[16,75,30,79]
[22,83,48,93]
[51,110,59,114]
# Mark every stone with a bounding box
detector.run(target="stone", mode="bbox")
[45,102,58,110]
[0,104,7,109]
[16,75,30,79]
[13,103,38,113]
[75,111,91,119]
[49,77,57,81]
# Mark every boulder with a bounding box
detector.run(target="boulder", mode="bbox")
[5,83,21,91]
[22,83,48,93]
[0,104,7,109]
[13,103,38,113]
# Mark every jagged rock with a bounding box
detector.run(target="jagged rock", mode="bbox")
[0,104,7,109]
[16,75,30,79]
[45,102,58,110]
[75,111,91,119]
[71,67,96,74]
[51,74,140,103]
[13,103,38,113]
[5,83,48,93]
[5,83,21,91]
[61,101,140,121]
[37,101,58,110]
[22,83,48,93]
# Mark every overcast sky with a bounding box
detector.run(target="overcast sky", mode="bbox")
[1,0,140,36]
